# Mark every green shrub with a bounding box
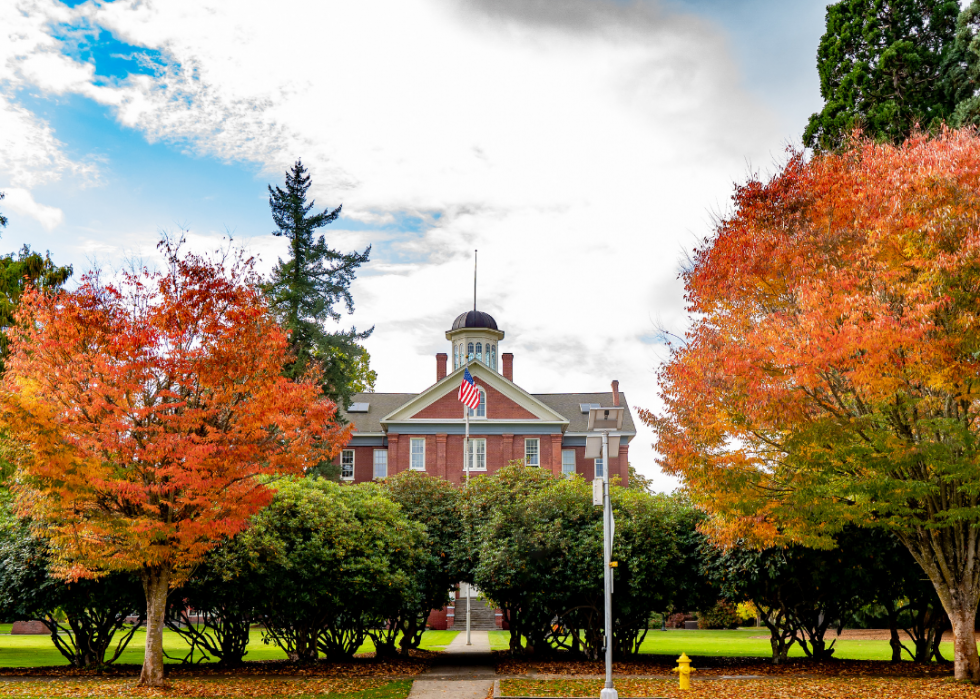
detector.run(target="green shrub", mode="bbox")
[698,600,740,629]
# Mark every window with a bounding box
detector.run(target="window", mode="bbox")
[468,387,486,419]
[476,342,483,362]
[341,450,355,480]
[490,344,496,370]
[594,457,604,480]
[453,345,459,369]
[466,438,487,471]
[410,438,426,471]
[562,449,576,476]
[467,342,474,361]
[373,450,388,479]
[525,438,540,467]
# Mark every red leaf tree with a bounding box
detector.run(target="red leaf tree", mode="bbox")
[0,240,349,685]
[645,130,980,681]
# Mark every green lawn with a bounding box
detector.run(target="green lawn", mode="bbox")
[0,679,415,699]
[488,627,960,661]
[0,624,458,667]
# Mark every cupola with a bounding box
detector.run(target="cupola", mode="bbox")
[446,309,505,372]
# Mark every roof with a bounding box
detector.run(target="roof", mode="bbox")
[451,310,499,331]
[341,393,416,433]
[340,390,635,434]
[533,392,636,434]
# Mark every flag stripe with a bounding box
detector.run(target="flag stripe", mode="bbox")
[458,368,481,410]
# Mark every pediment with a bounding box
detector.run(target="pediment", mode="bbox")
[381,362,567,424]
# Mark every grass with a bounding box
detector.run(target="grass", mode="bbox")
[0,678,415,698]
[488,627,960,662]
[0,624,458,668]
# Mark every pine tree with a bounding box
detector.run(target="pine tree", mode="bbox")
[264,160,375,410]
[803,0,961,150]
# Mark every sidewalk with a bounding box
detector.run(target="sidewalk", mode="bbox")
[408,630,495,698]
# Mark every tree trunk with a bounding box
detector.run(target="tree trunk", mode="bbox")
[899,524,980,682]
[138,566,171,687]
[885,604,903,663]
[948,598,980,682]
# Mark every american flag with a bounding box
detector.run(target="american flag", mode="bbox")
[458,368,481,410]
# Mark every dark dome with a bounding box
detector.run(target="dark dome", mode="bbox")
[451,310,498,331]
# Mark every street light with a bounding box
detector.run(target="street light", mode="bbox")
[587,405,624,699]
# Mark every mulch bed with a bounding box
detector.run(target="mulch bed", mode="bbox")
[499,677,980,699]
[494,652,955,679]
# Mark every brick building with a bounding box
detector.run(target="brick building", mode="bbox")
[335,309,637,630]
[337,309,636,486]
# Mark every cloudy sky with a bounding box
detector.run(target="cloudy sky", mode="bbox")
[0,0,831,490]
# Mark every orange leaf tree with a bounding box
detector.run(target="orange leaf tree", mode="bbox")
[0,240,349,686]
[644,130,980,681]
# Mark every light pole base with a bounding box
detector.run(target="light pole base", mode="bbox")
[599,688,618,699]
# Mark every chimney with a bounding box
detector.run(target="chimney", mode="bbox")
[612,380,620,407]
[502,353,514,382]
[436,353,448,382]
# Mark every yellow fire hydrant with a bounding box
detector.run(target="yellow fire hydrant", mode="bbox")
[673,652,694,691]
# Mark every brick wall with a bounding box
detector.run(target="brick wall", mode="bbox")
[338,436,629,484]
[411,378,537,420]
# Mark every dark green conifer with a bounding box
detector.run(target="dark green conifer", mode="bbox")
[264,160,375,410]
[804,0,961,150]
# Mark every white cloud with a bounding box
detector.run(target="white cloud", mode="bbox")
[2,187,64,230]
[7,0,796,490]
[0,0,101,225]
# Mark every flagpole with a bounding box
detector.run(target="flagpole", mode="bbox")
[465,400,471,645]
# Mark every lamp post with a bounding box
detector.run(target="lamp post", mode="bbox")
[587,405,624,699]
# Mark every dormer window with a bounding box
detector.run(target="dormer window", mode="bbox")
[467,387,486,419]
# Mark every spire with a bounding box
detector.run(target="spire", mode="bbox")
[473,249,478,312]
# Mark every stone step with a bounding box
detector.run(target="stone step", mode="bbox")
[452,597,499,630]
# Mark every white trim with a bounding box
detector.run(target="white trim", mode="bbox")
[410,438,426,471]
[381,362,569,424]
[373,449,388,479]
[525,438,540,467]
[468,387,487,420]
[384,419,568,425]
[564,431,635,438]
[341,449,355,481]
[561,449,576,476]
[467,438,487,471]
[594,457,604,480]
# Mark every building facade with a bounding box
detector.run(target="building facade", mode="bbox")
[337,309,636,486]
[335,309,637,630]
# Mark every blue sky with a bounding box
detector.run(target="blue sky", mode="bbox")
[0,0,832,490]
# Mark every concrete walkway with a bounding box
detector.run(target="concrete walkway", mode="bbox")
[408,630,495,698]
[444,629,492,654]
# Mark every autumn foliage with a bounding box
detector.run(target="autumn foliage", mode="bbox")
[0,240,348,684]
[644,130,980,681]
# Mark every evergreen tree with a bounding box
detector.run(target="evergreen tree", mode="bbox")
[264,160,375,409]
[0,199,72,374]
[949,1,980,126]
[804,0,961,150]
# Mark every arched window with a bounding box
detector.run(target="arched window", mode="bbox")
[490,344,496,370]
[454,345,460,369]
[468,387,486,418]
[467,342,474,361]
[476,342,483,363]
